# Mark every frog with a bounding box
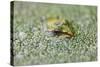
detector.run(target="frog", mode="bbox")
[40,16,75,38]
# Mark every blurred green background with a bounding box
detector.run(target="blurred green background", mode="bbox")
[12,1,97,66]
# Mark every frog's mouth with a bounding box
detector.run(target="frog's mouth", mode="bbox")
[47,30,74,38]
